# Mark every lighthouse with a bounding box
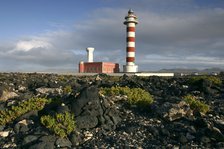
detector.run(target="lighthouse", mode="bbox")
[123,9,138,73]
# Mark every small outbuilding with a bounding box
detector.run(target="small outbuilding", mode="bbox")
[78,47,119,73]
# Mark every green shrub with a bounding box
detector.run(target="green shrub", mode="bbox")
[58,75,65,82]
[183,95,209,114]
[108,76,120,82]
[100,86,153,107]
[40,112,76,138]
[188,76,222,86]
[0,98,49,125]
[63,85,72,94]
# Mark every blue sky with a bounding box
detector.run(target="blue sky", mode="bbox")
[0,0,99,39]
[0,0,224,72]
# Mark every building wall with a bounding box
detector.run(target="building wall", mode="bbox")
[79,62,119,73]
[83,62,102,73]
[102,62,119,73]
[79,61,84,73]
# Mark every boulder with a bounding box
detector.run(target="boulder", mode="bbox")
[190,79,213,96]
[14,120,31,134]
[17,110,38,121]
[162,101,193,121]
[160,128,170,137]
[215,119,224,130]
[28,141,55,149]
[18,85,27,92]
[200,136,211,144]
[48,80,60,88]
[0,130,10,137]
[95,75,102,81]
[22,135,40,146]
[71,86,121,130]
[179,134,188,144]
[28,135,57,149]
[35,87,62,95]
[70,131,83,146]
[19,92,33,100]
[76,115,98,129]
[194,118,209,128]
[56,104,69,114]
[83,131,93,142]
[0,90,18,101]
[207,127,224,142]
[2,143,17,148]
[71,86,99,116]
[55,138,72,148]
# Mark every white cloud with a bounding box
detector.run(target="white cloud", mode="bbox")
[14,40,52,52]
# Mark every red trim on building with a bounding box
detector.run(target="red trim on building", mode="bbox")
[127,27,135,32]
[126,37,135,42]
[126,57,135,62]
[79,62,84,73]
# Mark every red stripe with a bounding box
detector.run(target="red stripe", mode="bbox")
[127,47,135,52]
[126,37,135,42]
[127,27,135,32]
[126,57,135,62]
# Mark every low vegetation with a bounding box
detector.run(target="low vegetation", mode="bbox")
[63,85,72,94]
[0,98,49,125]
[188,76,222,86]
[100,86,153,107]
[183,94,209,114]
[40,112,76,138]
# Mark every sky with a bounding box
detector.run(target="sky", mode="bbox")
[0,0,224,72]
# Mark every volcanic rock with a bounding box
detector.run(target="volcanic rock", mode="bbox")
[17,111,39,122]
[28,135,57,149]
[70,131,82,146]
[76,115,98,129]
[35,87,62,96]
[14,120,31,134]
[56,103,69,114]
[207,127,224,142]
[0,73,223,148]
[22,135,40,146]
[0,90,18,101]
[55,137,72,148]
[200,136,211,143]
[18,85,27,92]
[71,86,121,130]
[160,101,193,121]
[179,134,188,144]
[0,130,10,137]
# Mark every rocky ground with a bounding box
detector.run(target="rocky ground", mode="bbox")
[0,73,224,149]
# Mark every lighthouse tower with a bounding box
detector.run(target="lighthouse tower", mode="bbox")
[123,9,138,73]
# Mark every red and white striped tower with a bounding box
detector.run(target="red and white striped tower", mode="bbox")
[123,9,138,72]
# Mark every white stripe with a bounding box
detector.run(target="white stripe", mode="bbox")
[127,42,135,47]
[127,52,135,57]
[127,23,135,27]
[127,62,135,65]
[127,32,135,37]
[127,18,135,22]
